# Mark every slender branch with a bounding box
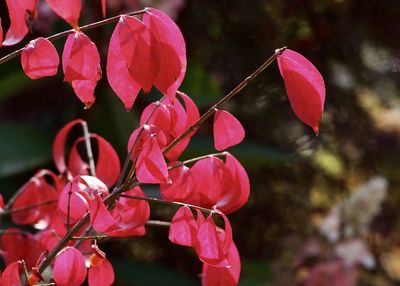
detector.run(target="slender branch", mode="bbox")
[0,9,148,65]
[146,220,171,227]
[0,200,57,215]
[168,152,228,171]
[72,235,108,240]
[82,122,96,177]
[163,47,287,155]
[120,194,215,215]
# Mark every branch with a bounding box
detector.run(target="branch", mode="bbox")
[81,122,96,177]
[168,152,228,171]
[0,200,57,215]
[163,47,287,155]
[0,8,148,65]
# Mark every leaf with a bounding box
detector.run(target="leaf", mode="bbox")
[169,206,198,247]
[277,49,325,134]
[136,135,171,184]
[46,0,81,29]
[53,247,87,286]
[21,37,59,79]
[143,8,186,101]
[213,109,245,151]
[119,15,160,93]
[160,164,194,202]
[0,18,3,47]
[1,261,22,286]
[0,123,52,178]
[100,0,106,18]
[52,119,84,174]
[89,194,117,233]
[62,32,101,108]
[107,19,141,111]
[88,258,114,286]
[3,0,36,46]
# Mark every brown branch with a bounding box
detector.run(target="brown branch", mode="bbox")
[168,152,228,171]
[0,8,148,65]
[163,47,287,155]
[1,199,57,215]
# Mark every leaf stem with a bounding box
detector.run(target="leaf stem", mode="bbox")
[168,152,228,171]
[163,47,287,155]
[82,122,96,177]
[0,8,148,65]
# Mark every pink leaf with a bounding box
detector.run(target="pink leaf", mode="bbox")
[213,109,245,151]
[46,0,81,29]
[169,206,198,247]
[90,194,117,233]
[277,49,325,134]
[1,261,22,286]
[100,0,106,18]
[0,18,3,47]
[160,164,194,202]
[136,135,171,184]
[88,258,114,286]
[216,153,250,214]
[107,19,141,111]
[62,32,101,108]
[196,215,224,265]
[202,241,241,286]
[119,15,160,93]
[52,119,84,174]
[21,37,59,79]
[2,0,34,46]
[53,247,87,286]
[143,8,186,100]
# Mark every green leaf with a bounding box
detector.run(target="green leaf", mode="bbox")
[0,123,52,178]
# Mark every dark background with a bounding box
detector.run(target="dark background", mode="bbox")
[1,0,400,285]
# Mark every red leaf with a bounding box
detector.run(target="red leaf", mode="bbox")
[216,153,250,214]
[169,206,198,247]
[1,261,22,286]
[46,0,81,29]
[3,0,32,46]
[89,194,116,233]
[53,247,86,286]
[52,119,84,174]
[136,135,171,184]
[62,32,101,108]
[143,8,186,101]
[68,134,121,187]
[88,258,114,286]
[213,109,245,151]
[196,215,224,265]
[21,37,59,79]
[119,15,160,93]
[0,193,4,209]
[107,19,141,111]
[160,164,194,202]
[0,18,3,47]
[202,241,241,286]
[277,49,325,134]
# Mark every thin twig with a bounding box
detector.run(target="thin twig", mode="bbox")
[0,199,57,215]
[168,152,228,171]
[0,9,148,65]
[146,220,171,227]
[120,194,215,215]
[163,47,287,155]
[72,235,108,240]
[81,121,96,177]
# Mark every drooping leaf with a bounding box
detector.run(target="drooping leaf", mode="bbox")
[213,109,245,151]
[53,247,87,286]
[88,258,114,286]
[90,194,117,233]
[21,37,59,79]
[3,0,37,46]
[62,32,101,108]
[277,49,325,134]
[0,18,3,47]
[46,0,81,29]
[136,135,170,184]
[196,215,224,265]
[53,119,84,174]
[160,164,194,202]
[119,15,161,93]
[169,206,198,247]
[107,19,141,111]
[143,8,186,101]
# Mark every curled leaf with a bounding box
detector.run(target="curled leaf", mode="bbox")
[88,258,114,286]
[21,37,59,79]
[53,247,86,286]
[277,49,325,134]
[169,206,198,247]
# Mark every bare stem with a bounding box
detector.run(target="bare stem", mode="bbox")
[163,47,287,155]
[82,122,96,177]
[0,9,148,65]
[120,194,215,215]
[0,200,57,215]
[168,152,228,171]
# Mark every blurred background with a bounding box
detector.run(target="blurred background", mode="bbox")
[1,0,400,285]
